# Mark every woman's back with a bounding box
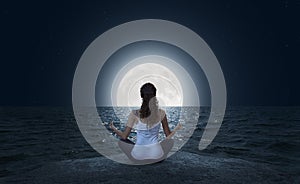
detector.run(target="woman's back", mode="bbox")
[130,109,165,160]
[135,121,160,145]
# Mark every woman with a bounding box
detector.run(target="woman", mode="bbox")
[110,83,181,164]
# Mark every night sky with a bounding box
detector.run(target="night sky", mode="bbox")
[1,0,299,106]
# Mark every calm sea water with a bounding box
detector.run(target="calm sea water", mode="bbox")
[0,106,299,182]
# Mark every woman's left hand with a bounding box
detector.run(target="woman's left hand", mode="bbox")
[166,123,182,139]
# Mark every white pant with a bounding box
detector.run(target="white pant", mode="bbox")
[131,142,164,160]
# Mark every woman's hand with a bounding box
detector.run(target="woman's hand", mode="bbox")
[109,121,131,140]
[166,123,182,139]
[174,123,182,131]
[110,121,116,131]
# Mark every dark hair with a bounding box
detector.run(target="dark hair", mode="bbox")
[139,83,156,119]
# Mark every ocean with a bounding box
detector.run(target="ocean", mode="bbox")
[0,106,299,183]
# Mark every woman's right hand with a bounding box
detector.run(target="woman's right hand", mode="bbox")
[174,123,182,131]
[110,121,115,131]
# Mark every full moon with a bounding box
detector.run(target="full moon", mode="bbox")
[112,62,183,107]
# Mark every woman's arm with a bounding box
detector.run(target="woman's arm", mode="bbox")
[161,115,171,137]
[166,123,182,139]
[110,121,132,140]
[161,112,182,139]
[110,111,137,140]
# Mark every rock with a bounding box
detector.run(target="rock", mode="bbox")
[17,151,290,184]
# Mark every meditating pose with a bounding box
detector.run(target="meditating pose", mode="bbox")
[110,82,182,164]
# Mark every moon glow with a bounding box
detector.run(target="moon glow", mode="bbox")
[111,55,200,108]
[113,61,183,107]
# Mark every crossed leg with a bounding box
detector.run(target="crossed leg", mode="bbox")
[118,138,174,164]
